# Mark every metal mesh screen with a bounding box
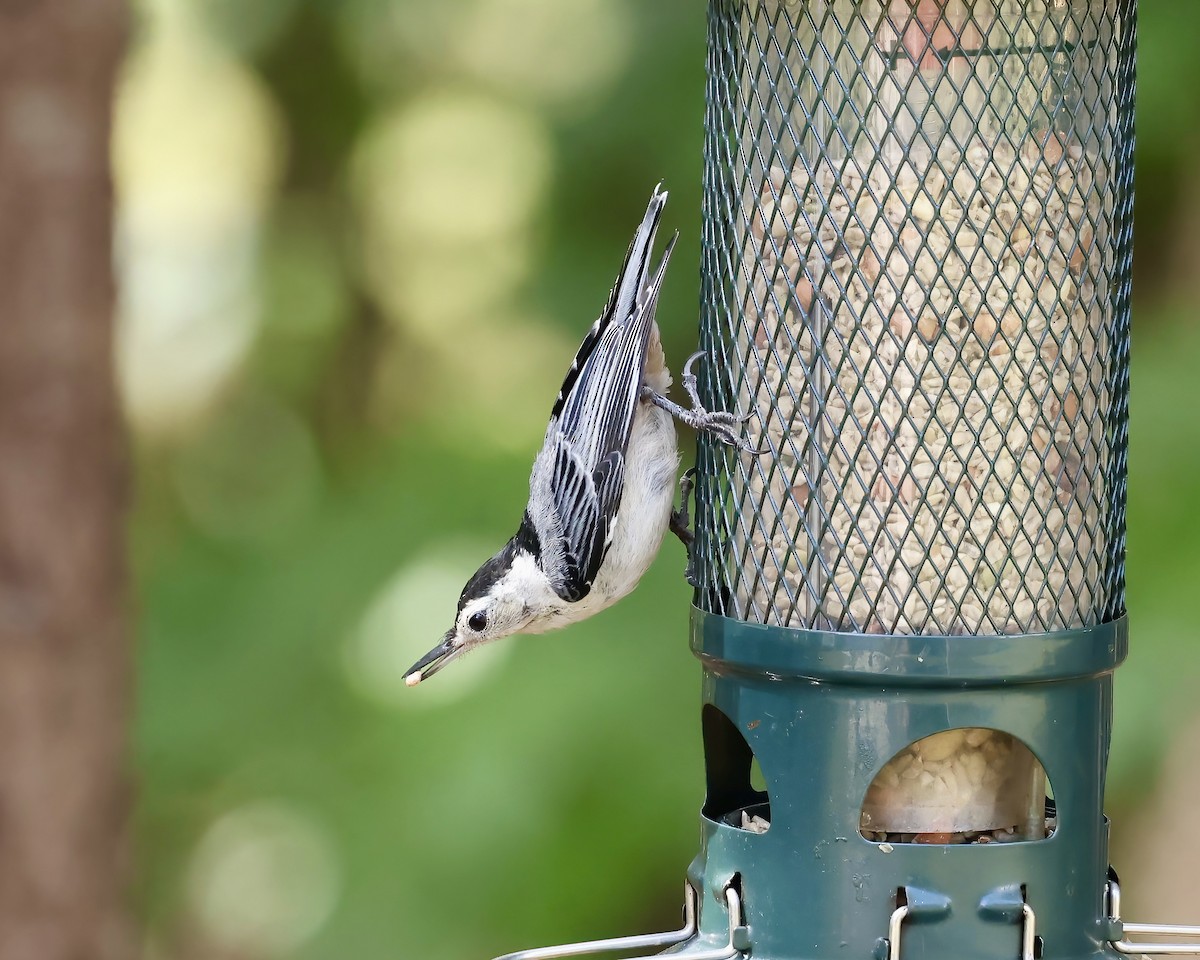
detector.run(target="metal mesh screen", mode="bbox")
[696,0,1134,634]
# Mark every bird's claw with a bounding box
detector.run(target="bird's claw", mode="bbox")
[681,349,706,382]
[661,350,761,454]
[703,419,758,455]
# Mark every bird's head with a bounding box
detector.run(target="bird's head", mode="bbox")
[403,543,546,685]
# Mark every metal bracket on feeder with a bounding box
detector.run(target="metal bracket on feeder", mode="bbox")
[488,883,746,960]
[874,870,1037,960]
[488,885,697,960]
[978,884,1039,960]
[1106,878,1200,956]
[878,886,952,960]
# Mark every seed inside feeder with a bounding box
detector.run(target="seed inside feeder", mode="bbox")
[740,135,1108,636]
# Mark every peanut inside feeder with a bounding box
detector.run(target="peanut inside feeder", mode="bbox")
[860,728,1047,840]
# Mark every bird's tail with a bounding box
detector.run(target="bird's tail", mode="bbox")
[550,184,675,424]
[607,183,671,329]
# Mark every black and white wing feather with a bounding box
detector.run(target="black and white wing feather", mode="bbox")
[527,187,676,602]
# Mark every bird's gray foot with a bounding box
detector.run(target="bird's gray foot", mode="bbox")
[669,468,699,587]
[643,351,756,453]
[669,468,696,547]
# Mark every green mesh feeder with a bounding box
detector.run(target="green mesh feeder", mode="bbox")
[493,2,1200,959]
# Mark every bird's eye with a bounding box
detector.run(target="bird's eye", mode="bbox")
[467,610,488,632]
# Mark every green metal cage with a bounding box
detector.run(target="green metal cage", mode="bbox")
[695,0,1133,637]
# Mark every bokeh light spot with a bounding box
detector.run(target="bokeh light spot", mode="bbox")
[355,88,550,245]
[186,801,340,957]
[344,544,514,708]
[351,88,552,336]
[113,0,283,436]
[455,0,633,107]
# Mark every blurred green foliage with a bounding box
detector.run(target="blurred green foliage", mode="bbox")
[121,1,1200,957]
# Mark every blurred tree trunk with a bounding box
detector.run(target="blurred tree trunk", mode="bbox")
[0,4,132,960]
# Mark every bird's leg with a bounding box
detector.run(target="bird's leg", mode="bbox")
[669,468,696,547]
[642,351,756,453]
[669,468,699,588]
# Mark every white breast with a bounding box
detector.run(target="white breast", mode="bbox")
[589,397,679,603]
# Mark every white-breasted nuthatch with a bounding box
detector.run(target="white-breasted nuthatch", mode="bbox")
[403,186,748,685]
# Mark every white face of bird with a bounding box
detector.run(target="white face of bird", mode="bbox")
[402,553,547,685]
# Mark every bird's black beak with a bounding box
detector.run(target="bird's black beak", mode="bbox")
[404,629,462,686]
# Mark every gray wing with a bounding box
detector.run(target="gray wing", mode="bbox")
[533,188,677,602]
[541,439,622,601]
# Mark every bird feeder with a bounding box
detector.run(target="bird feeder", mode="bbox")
[491,2,1200,959]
